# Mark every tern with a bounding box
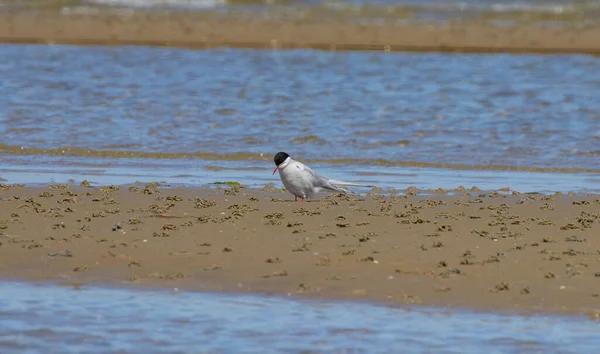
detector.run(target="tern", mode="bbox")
[272,151,374,202]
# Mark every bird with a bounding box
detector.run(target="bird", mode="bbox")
[272,151,374,202]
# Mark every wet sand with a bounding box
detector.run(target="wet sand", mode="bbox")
[1,13,600,54]
[1,182,600,316]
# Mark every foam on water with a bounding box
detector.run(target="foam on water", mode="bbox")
[0,282,598,353]
[83,0,226,9]
[2,0,600,24]
[79,0,600,14]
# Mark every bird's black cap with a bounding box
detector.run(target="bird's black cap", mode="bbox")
[273,152,290,166]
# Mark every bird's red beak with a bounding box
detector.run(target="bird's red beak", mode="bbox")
[272,165,279,175]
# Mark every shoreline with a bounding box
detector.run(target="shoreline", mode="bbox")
[0,13,600,54]
[3,277,596,321]
[2,184,600,317]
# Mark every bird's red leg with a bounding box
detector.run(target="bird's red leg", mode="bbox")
[300,197,305,202]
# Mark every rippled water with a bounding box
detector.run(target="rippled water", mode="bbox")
[1,44,600,192]
[1,45,599,167]
[0,282,598,353]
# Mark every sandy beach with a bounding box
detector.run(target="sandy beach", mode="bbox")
[1,12,600,54]
[1,182,599,316]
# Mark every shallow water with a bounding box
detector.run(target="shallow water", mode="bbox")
[2,154,600,194]
[0,282,598,353]
[1,44,600,193]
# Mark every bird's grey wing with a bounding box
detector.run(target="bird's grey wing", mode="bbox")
[296,162,318,178]
[295,162,342,190]
[315,174,348,194]
[298,162,359,193]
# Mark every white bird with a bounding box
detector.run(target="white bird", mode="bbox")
[272,151,375,202]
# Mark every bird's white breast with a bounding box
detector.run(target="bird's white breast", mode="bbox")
[278,160,320,199]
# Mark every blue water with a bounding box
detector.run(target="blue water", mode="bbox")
[0,282,598,353]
